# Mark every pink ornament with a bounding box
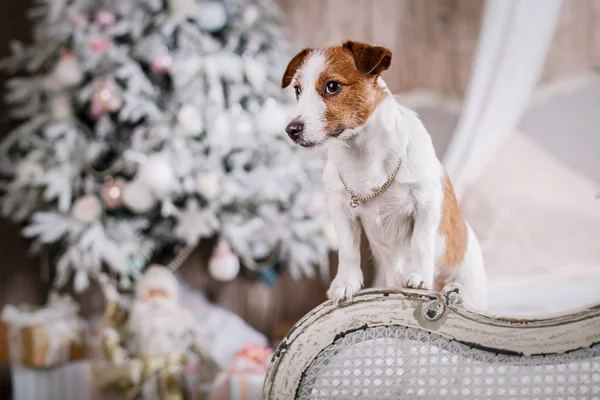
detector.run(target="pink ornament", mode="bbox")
[150,51,173,74]
[94,10,117,27]
[88,36,112,53]
[72,195,103,223]
[89,102,103,120]
[52,48,83,88]
[208,239,240,282]
[102,178,126,209]
[92,79,123,113]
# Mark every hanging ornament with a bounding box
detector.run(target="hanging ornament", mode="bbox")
[102,178,126,209]
[94,10,117,27]
[122,180,157,214]
[88,36,112,53]
[51,48,84,89]
[177,105,203,136]
[249,241,271,262]
[136,154,175,199]
[72,195,103,223]
[195,172,220,200]
[197,1,227,32]
[149,50,173,75]
[255,98,288,137]
[49,92,73,120]
[92,78,123,113]
[89,102,103,120]
[208,239,240,282]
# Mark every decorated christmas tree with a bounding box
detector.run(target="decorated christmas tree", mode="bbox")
[0,0,333,292]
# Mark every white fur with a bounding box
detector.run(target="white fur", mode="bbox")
[290,58,488,309]
[293,51,328,147]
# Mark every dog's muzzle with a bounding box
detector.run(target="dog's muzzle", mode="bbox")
[285,119,304,142]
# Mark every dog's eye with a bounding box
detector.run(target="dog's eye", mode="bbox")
[325,81,341,95]
[294,85,301,99]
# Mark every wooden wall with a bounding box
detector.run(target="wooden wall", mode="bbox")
[276,0,484,97]
[541,0,600,83]
[276,0,600,96]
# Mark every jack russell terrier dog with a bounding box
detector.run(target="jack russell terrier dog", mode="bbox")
[281,41,487,310]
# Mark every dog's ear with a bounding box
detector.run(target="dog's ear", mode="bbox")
[343,41,392,76]
[281,48,312,88]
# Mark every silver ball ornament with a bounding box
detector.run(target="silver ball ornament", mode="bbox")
[123,180,157,214]
[177,105,204,136]
[197,1,227,32]
[195,172,220,200]
[136,154,175,199]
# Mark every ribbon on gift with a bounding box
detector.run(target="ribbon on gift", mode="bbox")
[227,345,273,375]
[209,345,273,400]
[1,292,85,366]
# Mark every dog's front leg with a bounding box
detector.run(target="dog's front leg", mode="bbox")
[327,198,363,303]
[402,200,439,290]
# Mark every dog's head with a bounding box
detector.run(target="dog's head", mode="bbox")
[281,41,392,148]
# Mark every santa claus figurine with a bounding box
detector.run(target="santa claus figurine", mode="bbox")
[94,266,219,400]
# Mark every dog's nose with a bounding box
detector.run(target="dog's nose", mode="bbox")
[285,120,304,139]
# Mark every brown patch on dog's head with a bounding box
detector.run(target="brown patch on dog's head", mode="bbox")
[281,48,313,89]
[315,42,391,137]
[282,41,393,147]
[342,41,392,76]
[316,42,392,136]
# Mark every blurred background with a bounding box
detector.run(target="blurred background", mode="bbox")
[0,0,598,398]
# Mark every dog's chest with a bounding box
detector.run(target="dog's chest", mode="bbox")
[350,181,417,243]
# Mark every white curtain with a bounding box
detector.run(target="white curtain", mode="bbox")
[443,0,563,197]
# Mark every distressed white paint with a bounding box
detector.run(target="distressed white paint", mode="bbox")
[263,287,600,399]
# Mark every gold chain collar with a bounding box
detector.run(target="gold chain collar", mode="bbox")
[336,158,402,208]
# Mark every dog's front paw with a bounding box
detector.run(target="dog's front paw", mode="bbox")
[402,272,428,290]
[327,274,363,304]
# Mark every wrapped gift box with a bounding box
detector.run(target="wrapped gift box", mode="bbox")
[0,293,88,368]
[11,360,91,400]
[209,345,273,400]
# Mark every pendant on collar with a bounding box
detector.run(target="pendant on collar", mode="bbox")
[337,158,402,208]
[349,196,361,208]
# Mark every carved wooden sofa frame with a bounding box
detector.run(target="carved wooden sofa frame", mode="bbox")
[263,284,600,399]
